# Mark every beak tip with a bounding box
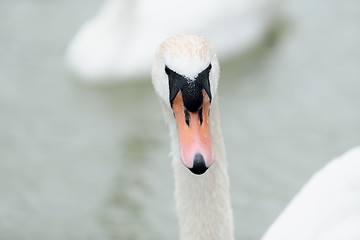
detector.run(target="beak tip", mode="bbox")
[188,153,209,175]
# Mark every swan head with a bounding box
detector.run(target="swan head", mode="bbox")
[152,35,220,175]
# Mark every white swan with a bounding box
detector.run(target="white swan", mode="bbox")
[152,35,234,240]
[262,146,360,240]
[66,0,281,83]
[151,35,360,240]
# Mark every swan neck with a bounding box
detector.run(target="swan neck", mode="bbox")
[168,98,234,240]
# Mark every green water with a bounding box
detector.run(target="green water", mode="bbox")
[0,0,359,239]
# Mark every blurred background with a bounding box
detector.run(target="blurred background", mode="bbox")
[0,0,359,239]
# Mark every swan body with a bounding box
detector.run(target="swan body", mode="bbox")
[262,146,360,240]
[152,35,234,240]
[66,0,281,83]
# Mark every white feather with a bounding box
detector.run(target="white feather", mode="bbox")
[262,147,360,240]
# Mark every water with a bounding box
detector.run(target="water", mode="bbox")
[0,0,360,239]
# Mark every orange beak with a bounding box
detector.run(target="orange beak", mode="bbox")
[172,91,214,174]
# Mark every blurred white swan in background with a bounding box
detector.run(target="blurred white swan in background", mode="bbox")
[263,146,360,240]
[65,0,281,83]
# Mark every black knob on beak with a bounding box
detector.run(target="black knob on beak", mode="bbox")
[189,153,208,175]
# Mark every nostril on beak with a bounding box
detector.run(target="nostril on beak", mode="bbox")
[189,153,208,175]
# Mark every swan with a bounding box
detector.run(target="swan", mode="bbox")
[151,35,234,240]
[151,35,360,240]
[262,146,360,240]
[66,0,281,83]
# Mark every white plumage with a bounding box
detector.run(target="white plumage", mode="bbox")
[152,35,234,240]
[263,146,360,240]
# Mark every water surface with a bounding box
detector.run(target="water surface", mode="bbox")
[0,0,360,239]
